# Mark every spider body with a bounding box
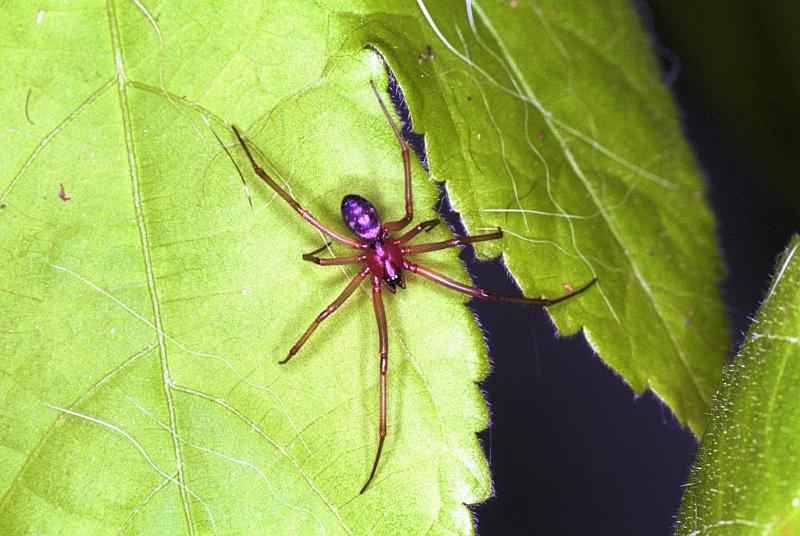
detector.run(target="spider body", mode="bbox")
[231,80,596,495]
[340,194,407,290]
[341,194,382,241]
[366,236,406,292]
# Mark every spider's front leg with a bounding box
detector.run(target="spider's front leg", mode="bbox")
[394,219,440,245]
[370,81,413,232]
[360,275,388,494]
[232,126,365,250]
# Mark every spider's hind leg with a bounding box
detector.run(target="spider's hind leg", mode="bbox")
[405,260,597,307]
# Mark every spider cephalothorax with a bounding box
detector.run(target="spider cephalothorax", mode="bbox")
[231,81,596,494]
[366,237,406,291]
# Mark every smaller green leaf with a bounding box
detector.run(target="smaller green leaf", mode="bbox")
[675,235,800,535]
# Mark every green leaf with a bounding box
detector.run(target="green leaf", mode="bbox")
[0,0,727,533]
[675,235,800,536]
[392,0,728,434]
[1,3,488,534]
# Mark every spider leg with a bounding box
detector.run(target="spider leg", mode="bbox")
[208,121,253,208]
[232,126,365,249]
[360,275,388,494]
[402,228,503,255]
[393,219,440,245]
[370,81,413,232]
[302,252,366,266]
[405,261,597,306]
[304,242,332,257]
[281,266,370,364]
[301,241,365,265]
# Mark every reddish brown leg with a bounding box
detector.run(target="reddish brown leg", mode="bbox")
[304,242,331,256]
[232,126,365,249]
[405,261,597,306]
[370,81,413,232]
[302,242,366,265]
[209,121,253,208]
[282,266,370,364]
[360,275,388,494]
[302,254,366,266]
[393,219,440,245]
[402,228,503,255]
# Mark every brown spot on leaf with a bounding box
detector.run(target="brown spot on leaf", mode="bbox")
[417,46,434,64]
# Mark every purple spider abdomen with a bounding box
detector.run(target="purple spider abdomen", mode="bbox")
[341,194,382,241]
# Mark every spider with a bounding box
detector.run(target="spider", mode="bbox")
[231,81,596,494]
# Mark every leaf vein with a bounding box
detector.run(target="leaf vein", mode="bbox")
[0,344,156,511]
[428,1,710,409]
[0,79,115,205]
[105,0,194,531]
[171,384,353,535]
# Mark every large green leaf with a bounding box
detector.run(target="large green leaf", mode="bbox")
[395,0,728,434]
[0,0,727,533]
[675,236,800,535]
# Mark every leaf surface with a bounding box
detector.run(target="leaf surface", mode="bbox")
[675,236,800,535]
[0,1,727,534]
[391,0,728,433]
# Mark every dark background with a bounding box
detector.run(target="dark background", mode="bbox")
[471,2,800,535]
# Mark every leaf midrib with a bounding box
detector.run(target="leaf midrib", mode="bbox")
[105,0,195,532]
[103,1,359,532]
